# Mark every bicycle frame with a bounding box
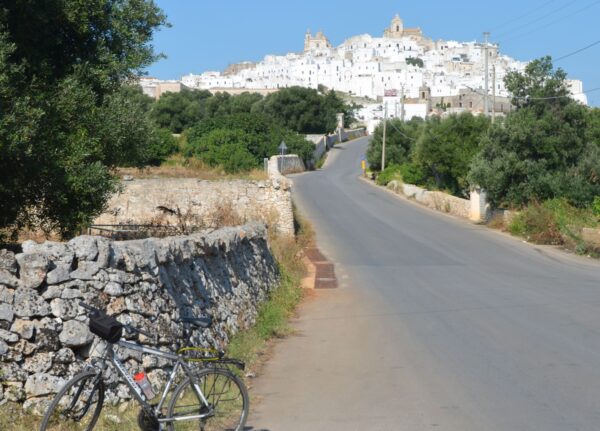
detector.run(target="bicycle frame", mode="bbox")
[94,339,212,426]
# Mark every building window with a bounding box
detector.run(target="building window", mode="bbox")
[459,102,463,108]
[396,25,400,32]
[422,92,425,98]
[469,101,473,108]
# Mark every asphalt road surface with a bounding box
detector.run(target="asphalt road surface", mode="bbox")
[248,136,600,431]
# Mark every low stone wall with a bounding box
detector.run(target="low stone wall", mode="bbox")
[387,181,475,220]
[342,128,367,141]
[271,155,305,175]
[307,128,367,164]
[0,223,278,410]
[582,228,600,247]
[95,177,295,237]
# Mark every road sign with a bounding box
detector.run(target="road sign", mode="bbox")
[279,141,288,155]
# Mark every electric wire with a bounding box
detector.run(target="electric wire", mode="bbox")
[490,0,558,32]
[499,0,600,43]
[495,0,579,40]
[554,40,600,61]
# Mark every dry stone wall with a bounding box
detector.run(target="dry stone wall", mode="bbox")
[0,223,278,411]
[387,180,472,219]
[95,178,295,237]
[268,155,305,176]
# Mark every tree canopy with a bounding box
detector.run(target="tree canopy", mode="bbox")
[0,1,167,236]
[185,112,314,173]
[469,57,600,208]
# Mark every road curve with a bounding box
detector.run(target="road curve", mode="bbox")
[249,136,600,431]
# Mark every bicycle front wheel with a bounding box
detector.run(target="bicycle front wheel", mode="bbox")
[39,371,105,431]
[167,368,249,431]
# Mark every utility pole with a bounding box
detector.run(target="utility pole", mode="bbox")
[483,32,490,118]
[492,65,496,123]
[400,85,405,122]
[381,102,387,171]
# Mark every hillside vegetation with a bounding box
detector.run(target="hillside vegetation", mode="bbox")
[0,1,356,239]
[368,57,600,252]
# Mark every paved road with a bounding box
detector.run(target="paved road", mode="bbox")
[249,136,600,431]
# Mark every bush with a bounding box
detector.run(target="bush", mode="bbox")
[254,86,355,134]
[398,162,426,185]
[508,199,597,246]
[144,129,180,166]
[188,129,258,173]
[185,112,315,169]
[593,197,600,217]
[469,57,600,209]
[367,118,422,171]
[376,165,402,186]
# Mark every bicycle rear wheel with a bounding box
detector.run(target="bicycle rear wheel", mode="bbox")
[167,368,248,431]
[39,371,105,431]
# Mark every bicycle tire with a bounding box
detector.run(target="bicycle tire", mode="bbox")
[166,368,249,431]
[39,370,105,431]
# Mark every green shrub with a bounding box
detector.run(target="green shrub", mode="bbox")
[144,128,179,166]
[593,197,600,217]
[508,199,597,246]
[376,165,402,186]
[399,162,425,185]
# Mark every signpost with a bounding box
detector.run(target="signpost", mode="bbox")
[278,141,288,172]
[279,141,288,156]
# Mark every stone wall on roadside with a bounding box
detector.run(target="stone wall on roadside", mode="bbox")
[0,223,278,411]
[306,128,367,165]
[387,180,472,220]
[269,155,305,176]
[94,177,295,237]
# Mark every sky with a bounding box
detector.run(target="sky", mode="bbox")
[146,0,600,106]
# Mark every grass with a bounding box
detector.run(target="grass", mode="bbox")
[0,209,313,430]
[507,199,599,255]
[116,154,268,181]
[315,152,327,170]
[227,207,312,365]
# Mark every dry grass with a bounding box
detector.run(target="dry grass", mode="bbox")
[116,155,268,181]
[226,206,313,367]
[487,212,507,230]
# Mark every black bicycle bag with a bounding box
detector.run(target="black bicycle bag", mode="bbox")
[89,312,123,343]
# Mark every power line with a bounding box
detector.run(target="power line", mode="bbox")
[495,0,578,40]
[491,0,558,32]
[554,39,600,61]
[500,0,600,44]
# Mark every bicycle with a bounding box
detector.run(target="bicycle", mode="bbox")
[39,302,249,431]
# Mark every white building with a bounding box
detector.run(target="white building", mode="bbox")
[173,14,587,113]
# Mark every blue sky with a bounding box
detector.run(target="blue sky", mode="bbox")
[146,0,600,106]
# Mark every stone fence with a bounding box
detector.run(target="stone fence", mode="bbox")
[94,176,295,237]
[0,223,278,411]
[307,127,367,164]
[387,180,489,222]
[269,154,305,176]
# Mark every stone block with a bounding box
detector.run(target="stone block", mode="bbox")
[582,228,600,247]
[59,319,93,347]
[15,253,49,289]
[14,288,51,318]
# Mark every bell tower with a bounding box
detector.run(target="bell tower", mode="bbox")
[385,14,404,38]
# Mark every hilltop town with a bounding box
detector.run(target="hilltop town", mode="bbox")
[141,14,587,124]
